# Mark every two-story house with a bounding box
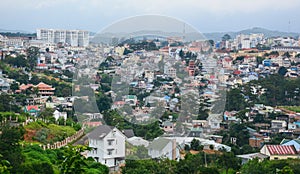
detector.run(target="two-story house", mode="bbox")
[87,125,126,168]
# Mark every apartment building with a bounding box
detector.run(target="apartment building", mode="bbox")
[37,28,89,47]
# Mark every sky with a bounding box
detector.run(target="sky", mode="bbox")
[1,0,300,33]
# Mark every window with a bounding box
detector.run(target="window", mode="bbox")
[107,149,114,155]
[108,139,114,146]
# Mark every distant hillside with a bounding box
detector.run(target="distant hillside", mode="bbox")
[0,28,32,34]
[203,27,300,41]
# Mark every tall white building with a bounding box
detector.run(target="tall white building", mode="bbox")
[235,33,264,49]
[37,28,89,47]
[87,125,126,168]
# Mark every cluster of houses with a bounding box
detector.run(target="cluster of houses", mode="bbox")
[85,124,230,170]
[2,30,300,171]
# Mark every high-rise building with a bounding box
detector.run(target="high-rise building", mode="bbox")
[37,28,89,47]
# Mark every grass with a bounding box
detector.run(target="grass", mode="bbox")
[280,106,300,113]
[24,121,77,144]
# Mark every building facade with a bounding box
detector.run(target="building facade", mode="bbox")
[37,28,89,47]
[87,125,126,168]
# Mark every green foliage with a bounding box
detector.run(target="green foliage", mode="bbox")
[123,153,221,174]
[3,55,28,68]
[0,154,11,174]
[18,161,54,174]
[190,138,203,151]
[19,144,108,174]
[217,152,241,174]
[0,93,21,113]
[39,108,55,120]
[96,92,112,112]
[0,124,25,173]
[222,34,231,41]
[25,121,77,144]
[126,144,150,160]
[226,74,300,109]
[26,46,40,70]
[226,88,247,111]
[60,145,108,174]
[241,159,300,174]
[24,121,44,130]
[278,66,288,76]
[281,106,300,113]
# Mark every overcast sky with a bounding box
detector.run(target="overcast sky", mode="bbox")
[2,0,300,33]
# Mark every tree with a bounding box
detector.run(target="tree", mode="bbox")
[60,145,91,174]
[26,46,40,70]
[241,158,268,174]
[222,34,231,41]
[208,40,214,47]
[190,138,202,151]
[217,152,241,174]
[278,66,288,76]
[0,154,10,174]
[226,88,247,111]
[179,49,184,59]
[39,108,55,121]
[0,124,25,173]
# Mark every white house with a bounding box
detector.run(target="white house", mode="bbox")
[147,137,179,160]
[207,114,222,129]
[127,136,149,147]
[87,125,126,168]
[53,110,67,121]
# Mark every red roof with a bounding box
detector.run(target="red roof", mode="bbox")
[233,70,241,75]
[26,105,39,111]
[37,63,47,67]
[267,145,297,155]
[19,84,34,90]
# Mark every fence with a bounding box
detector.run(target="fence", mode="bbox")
[41,128,85,150]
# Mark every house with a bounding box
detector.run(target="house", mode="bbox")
[237,152,269,164]
[271,120,287,132]
[124,95,137,106]
[280,139,300,151]
[53,110,67,121]
[147,137,179,160]
[127,136,149,147]
[35,82,55,96]
[260,145,298,160]
[122,129,135,138]
[87,125,126,168]
[24,105,40,116]
[0,77,10,92]
[207,114,222,129]
[249,137,264,148]
[188,127,203,137]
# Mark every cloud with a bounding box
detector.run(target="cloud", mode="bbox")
[1,0,300,32]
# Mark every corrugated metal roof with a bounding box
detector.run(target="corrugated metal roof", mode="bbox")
[266,145,297,155]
